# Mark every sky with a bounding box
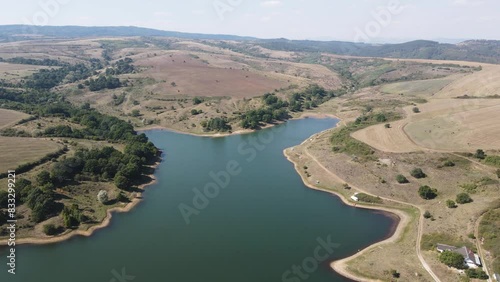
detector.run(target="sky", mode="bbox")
[1,0,499,42]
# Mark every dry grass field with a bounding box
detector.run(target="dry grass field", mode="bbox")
[0,62,51,80]
[434,64,500,98]
[352,61,500,153]
[0,137,62,173]
[379,77,456,97]
[0,108,29,129]
[134,53,289,98]
[352,99,500,153]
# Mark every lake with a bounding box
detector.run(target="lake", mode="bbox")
[1,118,394,282]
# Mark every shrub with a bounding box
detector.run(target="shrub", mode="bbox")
[130,109,141,117]
[460,183,478,194]
[356,193,383,204]
[496,169,500,179]
[446,200,457,208]
[456,193,473,204]
[423,211,432,219]
[193,97,203,105]
[467,233,476,239]
[418,185,437,200]
[466,269,489,280]
[474,149,486,160]
[411,168,426,179]
[384,123,391,128]
[396,174,409,184]
[390,270,400,279]
[443,160,455,167]
[412,107,420,113]
[439,251,466,269]
[43,224,58,236]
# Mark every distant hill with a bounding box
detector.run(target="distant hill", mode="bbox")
[0,25,256,41]
[0,25,498,64]
[257,39,500,64]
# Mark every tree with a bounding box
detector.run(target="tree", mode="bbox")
[418,185,437,200]
[446,200,457,208]
[97,190,108,204]
[474,149,486,160]
[61,204,82,228]
[423,211,432,219]
[456,193,473,204]
[36,171,52,186]
[114,173,130,190]
[439,251,466,269]
[396,174,409,184]
[26,187,58,223]
[411,168,426,179]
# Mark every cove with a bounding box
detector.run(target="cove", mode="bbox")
[0,118,395,282]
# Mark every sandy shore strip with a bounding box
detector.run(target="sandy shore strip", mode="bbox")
[283,141,412,282]
[0,162,160,246]
[137,112,341,138]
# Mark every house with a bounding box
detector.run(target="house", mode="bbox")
[436,243,482,268]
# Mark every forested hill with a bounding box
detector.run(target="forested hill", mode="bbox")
[257,39,500,64]
[0,25,499,64]
[0,25,257,41]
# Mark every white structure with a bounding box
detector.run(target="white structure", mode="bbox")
[436,243,481,268]
[351,193,359,202]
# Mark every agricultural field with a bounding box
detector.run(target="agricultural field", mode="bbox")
[0,108,29,129]
[0,137,62,173]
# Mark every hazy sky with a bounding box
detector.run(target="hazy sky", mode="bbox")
[1,0,499,42]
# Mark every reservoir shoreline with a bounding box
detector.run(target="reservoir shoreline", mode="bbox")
[0,115,404,282]
[282,126,411,282]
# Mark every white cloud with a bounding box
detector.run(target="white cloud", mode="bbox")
[191,10,206,15]
[260,1,282,8]
[452,0,485,6]
[154,12,172,17]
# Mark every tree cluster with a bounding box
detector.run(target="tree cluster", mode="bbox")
[105,58,135,75]
[201,118,232,132]
[87,75,121,91]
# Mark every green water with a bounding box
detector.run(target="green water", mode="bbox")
[1,118,395,282]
